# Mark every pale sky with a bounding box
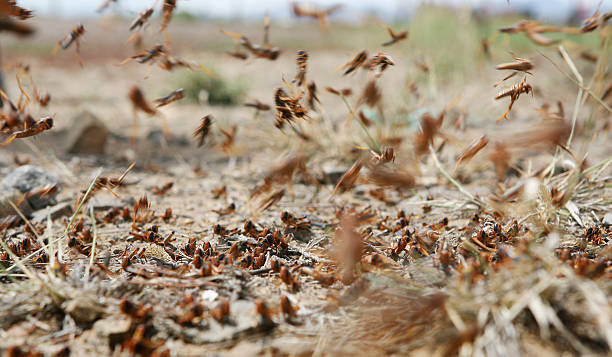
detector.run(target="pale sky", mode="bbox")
[16,0,612,22]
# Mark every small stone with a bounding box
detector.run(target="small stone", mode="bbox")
[0,190,33,218]
[146,129,167,146]
[603,213,612,226]
[91,316,132,348]
[65,111,108,154]
[64,296,106,324]
[0,165,60,212]
[321,162,348,184]
[31,202,73,223]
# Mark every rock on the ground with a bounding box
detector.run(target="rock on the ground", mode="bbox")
[0,190,33,218]
[0,165,60,213]
[321,162,349,184]
[187,300,268,344]
[64,296,106,324]
[65,111,109,154]
[31,201,73,223]
[603,213,612,226]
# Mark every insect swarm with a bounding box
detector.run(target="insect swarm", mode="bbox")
[4,4,612,357]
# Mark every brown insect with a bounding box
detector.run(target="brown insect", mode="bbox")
[280,295,297,319]
[334,214,363,284]
[602,82,612,102]
[16,183,59,207]
[0,18,35,36]
[120,44,166,65]
[259,189,285,212]
[379,23,408,46]
[160,0,177,33]
[339,50,368,75]
[279,266,299,290]
[489,142,510,182]
[413,112,444,156]
[2,116,53,146]
[273,87,309,137]
[159,55,212,77]
[356,111,372,127]
[54,24,85,66]
[225,50,249,60]
[152,182,173,195]
[96,0,117,13]
[581,9,612,33]
[220,18,281,61]
[194,115,213,147]
[333,159,363,195]
[580,51,597,63]
[251,153,311,197]
[13,154,29,166]
[494,55,533,87]
[291,2,343,30]
[217,125,237,153]
[356,79,382,109]
[499,20,560,46]
[371,146,395,164]
[366,165,415,189]
[74,163,135,211]
[505,120,570,151]
[537,101,565,120]
[325,87,352,96]
[129,6,154,31]
[6,1,33,20]
[213,203,236,216]
[128,86,157,116]
[293,49,309,87]
[255,299,275,326]
[481,38,490,58]
[210,300,231,323]
[211,185,226,199]
[306,81,320,110]
[154,88,184,107]
[244,99,271,117]
[161,207,172,221]
[127,86,160,142]
[281,211,311,231]
[495,78,533,121]
[368,52,394,76]
[453,135,489,174]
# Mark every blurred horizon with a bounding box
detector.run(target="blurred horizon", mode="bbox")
[16,0,612,23]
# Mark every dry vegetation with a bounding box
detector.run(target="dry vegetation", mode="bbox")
[0,1,611,356]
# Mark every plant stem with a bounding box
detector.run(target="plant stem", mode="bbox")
[340,94,382,155]
[429,145,484,207]
[85,205,98,281]
[558,46,583,149]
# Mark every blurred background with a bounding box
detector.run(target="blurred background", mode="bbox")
[1,0,610,160]
[16,0,612,22]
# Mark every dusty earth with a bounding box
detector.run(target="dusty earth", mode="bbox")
[1,8,612,357]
